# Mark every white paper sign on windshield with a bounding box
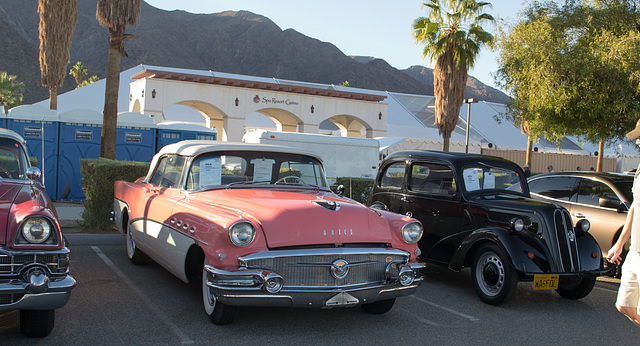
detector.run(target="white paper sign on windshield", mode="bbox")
[253,158,274,182]
[199,157,222,188]
[463,168,481,191]
[484,172,495,189]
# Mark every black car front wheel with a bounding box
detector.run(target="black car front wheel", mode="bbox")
[471,243,518,305]
[555,277,596,299]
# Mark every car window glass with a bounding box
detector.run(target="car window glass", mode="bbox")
[278,160,325,186]
[0,137,29,180]
[576,179,619,206]
[409,162,456,196]
[380,162,405,189]
[187,155,248,189]
[462,165,524,193]
[613,180,633,202]
[150,155,186,188]
[529,176,576,201]
[186,151,328,190]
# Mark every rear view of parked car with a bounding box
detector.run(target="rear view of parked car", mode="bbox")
[369,150,611,305]
[528,172,632,270]
[0,128,75,337]
[113,141,424,325]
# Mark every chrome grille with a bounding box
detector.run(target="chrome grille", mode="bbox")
[0,293,25,305]
[0,253,61,276]
[553,209,580,272]
[242,251,408,287]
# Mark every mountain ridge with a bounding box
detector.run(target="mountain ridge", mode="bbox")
[0,0,510,105]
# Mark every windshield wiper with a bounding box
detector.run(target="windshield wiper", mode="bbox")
[226,180,271,188]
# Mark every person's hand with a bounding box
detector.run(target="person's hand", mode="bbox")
[607,244,624,265]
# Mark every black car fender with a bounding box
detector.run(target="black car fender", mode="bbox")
[449,226,552,274]
[575,231,606,271]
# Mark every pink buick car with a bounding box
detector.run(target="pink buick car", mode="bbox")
[113,141,424,325]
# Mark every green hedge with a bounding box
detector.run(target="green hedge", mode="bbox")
[80,158,149,230]
[334,177,374,204]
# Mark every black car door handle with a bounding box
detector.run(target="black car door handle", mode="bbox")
[401,197,410,203]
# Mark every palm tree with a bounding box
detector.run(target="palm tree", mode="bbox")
[96,0,142,159]
[69,61,88,87]
[0,72,25,110]
[413,0,494,151]
[38,0,78,110]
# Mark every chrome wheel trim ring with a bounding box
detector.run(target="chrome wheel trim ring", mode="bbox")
[476,251,505,297]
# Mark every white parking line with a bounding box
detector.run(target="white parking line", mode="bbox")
[91,246,194,345]
[410,295,480,321]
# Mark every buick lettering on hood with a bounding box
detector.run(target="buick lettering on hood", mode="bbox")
[113,141,424,324]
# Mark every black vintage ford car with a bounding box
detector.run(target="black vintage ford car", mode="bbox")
[369,150,611,305]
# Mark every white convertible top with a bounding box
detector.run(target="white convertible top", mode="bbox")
[146,140,324,182]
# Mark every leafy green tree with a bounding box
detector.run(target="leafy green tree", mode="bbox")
[80,75,100,87]
[38,0,77,110]
[413,0,495,151]
[69,61,88,87]
[495,0,640,170]
[0,72,24,110]
[97,0,142,159]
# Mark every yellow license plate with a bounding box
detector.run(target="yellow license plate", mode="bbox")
[533,274,559,290]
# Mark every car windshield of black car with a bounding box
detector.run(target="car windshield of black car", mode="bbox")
[462,164,524,194]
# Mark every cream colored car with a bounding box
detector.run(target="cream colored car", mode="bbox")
[528,172,632,270]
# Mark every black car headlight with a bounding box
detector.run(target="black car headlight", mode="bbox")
[510,218,525,232]
[19,217,53,244]
[401,221,423,244]
[576,219,591,233]
[229,221,256,247]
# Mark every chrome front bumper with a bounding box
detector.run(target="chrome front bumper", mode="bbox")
[204,260,425,308]
[0,274,76,311]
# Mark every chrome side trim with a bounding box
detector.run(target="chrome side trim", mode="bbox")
[239,248,411,263]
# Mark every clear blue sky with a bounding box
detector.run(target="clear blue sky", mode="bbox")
[145,0,525,92]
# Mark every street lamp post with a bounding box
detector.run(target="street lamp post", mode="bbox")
[463,98,478,153]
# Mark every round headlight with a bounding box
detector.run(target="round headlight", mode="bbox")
[22,218,52,244]
[510,218,525,232]
[229,221,256,247]
[576,219,590,232]
[401,221,423,244]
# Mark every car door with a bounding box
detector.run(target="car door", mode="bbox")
[571,178,627,251]
[132,155,187,262]
[402,161,462,264]
[371,160,408,213]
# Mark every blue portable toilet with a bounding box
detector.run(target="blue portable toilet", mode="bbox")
[156,121,217,150]
[116,112,156,163]
[0,105,6,128]
[57,109,103,201]
[6,105,59,197]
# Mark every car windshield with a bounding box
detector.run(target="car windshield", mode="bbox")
[186,150,329,190]
[461,163,525,195]
[0,137,29,180]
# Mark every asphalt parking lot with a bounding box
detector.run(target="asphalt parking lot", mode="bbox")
[2,229,640,345]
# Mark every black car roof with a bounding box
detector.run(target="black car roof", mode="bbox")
[385,150,518,167]
[529,171,633,183]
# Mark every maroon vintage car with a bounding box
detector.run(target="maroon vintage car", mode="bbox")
[0,128,75,337]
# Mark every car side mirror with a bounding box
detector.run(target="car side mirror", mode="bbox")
[26,167,41,181]
[599,197,624,211]
[335,184,345,196]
